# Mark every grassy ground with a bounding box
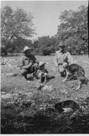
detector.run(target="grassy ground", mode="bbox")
[1,55,89,134]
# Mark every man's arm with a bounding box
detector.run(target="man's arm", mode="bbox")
[67,52,74,64]
[23,63,33,69]
[19,57,24,69]
[20,57,32,69]
[31,55,37,63]
[23,55,37,69]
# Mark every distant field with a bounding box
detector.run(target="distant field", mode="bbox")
[1,55,89,134]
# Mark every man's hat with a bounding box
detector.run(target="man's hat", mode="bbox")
[39,61,46,67]
[23,46,31,53]
[59,42,65,48]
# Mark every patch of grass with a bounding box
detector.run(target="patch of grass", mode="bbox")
[1,55,89,133]
[1,98,89,134]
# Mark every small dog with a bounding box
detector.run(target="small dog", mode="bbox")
[36,69,48,83]
[62,64,88,90]
[33,62,48,83]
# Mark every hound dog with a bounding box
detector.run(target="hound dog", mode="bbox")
[62,64,88,90]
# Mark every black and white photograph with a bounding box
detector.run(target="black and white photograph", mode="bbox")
[1,0,89,134]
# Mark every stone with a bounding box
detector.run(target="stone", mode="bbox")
[63,107,73,113]
[1,92,6,95]
[42,85,53,91]
[6,73,17,77]
[39,104,47,110]
[60,89,68,95]
[2,93,12,99]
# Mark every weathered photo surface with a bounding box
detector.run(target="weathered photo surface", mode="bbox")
[1,0,89,134]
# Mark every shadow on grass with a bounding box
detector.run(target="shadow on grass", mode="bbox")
[47,75,55,82]
[1,97,89,134]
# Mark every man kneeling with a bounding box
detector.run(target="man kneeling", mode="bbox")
[55,42,74,78]
[20,46,39,82]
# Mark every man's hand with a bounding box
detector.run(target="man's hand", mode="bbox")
[23,63,33,69]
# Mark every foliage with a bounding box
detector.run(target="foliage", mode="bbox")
[8,37,32,53]
[1,97,89,133]
[57,5,88,55]
[1,5,88,56]
[32,5,88,55]
[1,55,89,133]
[32,36,58,55]
[1,5,35,55]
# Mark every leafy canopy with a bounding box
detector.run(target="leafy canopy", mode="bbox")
[1,5,35,47]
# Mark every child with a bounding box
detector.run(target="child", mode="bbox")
[36,61,48,83]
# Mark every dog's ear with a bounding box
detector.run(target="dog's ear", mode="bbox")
[65,65,69,70]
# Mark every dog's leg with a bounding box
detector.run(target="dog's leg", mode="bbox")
[76,76,89,90]
[44,77,47,84]
[44,73,48,84]
[76,79,82,90]
[33,72,36,79]
[62,70,70,82]
[38,72,42,83]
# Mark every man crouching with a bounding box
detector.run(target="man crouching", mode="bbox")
[55,42,74,78]
[20,46,39,82]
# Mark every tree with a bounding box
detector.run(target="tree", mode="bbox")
[32,35,58,55]
[57,5,88,55]
[38,36,51,55]
[1,5,35,54]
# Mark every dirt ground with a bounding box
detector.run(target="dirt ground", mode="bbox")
[1,55,89,134]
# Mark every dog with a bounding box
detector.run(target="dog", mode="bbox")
[62,64,88,90]
[34,69,48,83]
[33,61,48,83]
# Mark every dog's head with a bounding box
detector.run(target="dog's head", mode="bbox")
[81,76,89,85]
[65,65,70,71]
[85,77,89,85]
